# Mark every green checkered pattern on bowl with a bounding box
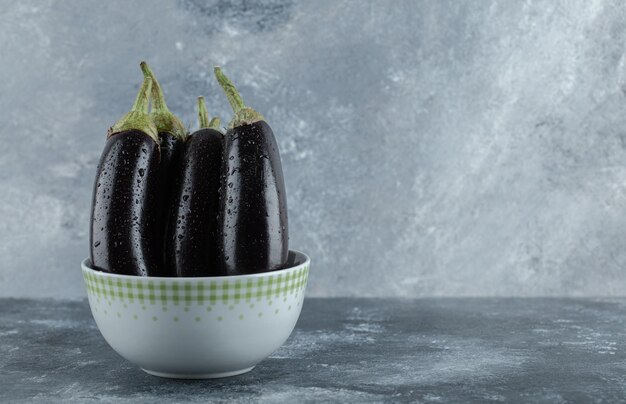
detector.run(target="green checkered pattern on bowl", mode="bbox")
[83,265,309,305]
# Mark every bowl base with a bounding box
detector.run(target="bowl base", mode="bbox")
[141,366,255,379]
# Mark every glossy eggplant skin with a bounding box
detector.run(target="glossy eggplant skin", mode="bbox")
[90,130,162,276]
[154,132,183,276]
[217,120,288,275]
[166,129,223,277]
[158,132,182,188]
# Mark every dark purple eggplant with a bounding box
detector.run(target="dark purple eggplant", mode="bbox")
[166,97,223,277]
[214,67,288,275]
[140,62,187,276]
[90,76,163,276]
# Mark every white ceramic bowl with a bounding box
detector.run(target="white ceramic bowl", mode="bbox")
[81,250,310,379]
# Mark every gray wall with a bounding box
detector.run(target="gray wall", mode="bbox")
[1,0,626,298]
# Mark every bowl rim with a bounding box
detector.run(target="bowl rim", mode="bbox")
[81,249,310,282]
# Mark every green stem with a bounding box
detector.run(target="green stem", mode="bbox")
[208,117,221,131]
[213,67,265,129]
[214,66,245,113]
[138,61,187,141]
[140,61,168,113]
[108,76,158,142]
[198,96,209,129]
[132,76,152,113]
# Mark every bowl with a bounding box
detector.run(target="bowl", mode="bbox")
[81,250,310,379]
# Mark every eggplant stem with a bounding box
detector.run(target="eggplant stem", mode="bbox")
[132,76,152,113]
[214,66,245,113]
[108,75,158,142]
[208,117,221,130]
[140,61,170,113]
[198,96,210,129]
[139,61,187,141]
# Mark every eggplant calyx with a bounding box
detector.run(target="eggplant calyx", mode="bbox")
[140,61,188,142]
[229,107,264,129]
[108,75,159,143]
[152,110,187,141]
[208,117,222,132]
[213,66,265,129]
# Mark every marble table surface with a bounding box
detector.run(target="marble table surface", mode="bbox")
[2,298,626,403]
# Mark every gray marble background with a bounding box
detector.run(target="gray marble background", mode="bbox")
[1,0,626,298]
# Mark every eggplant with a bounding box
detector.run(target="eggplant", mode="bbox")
[140,62,187,276]
[90,76,163,276]
[214,67,288,275]
[166,97,223,276]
